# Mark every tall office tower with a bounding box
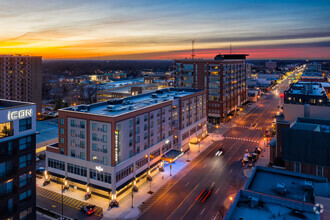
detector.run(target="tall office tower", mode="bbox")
[174,54,248,124]
[0,55,42,114]
[0,100,37,219]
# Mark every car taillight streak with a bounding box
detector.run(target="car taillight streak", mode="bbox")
[196,189,205,201]
[202,190,211,203]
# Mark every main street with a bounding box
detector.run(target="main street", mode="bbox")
[139,72,295,220]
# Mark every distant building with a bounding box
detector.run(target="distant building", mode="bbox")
[283,82,330,123]
[46,88,207,204]
[0,100,37,219]
[174,53,248,124]
[300,71,327,82]
[272,117,330,181]
[265,60,277,70]
[0,55,42,114]
[306,62,322,72]
[225,166,328,220]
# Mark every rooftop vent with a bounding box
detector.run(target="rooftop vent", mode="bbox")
[276,182,287,194]
[248,196,259,208]
[304,180,313,191]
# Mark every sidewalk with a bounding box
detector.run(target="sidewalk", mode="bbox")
[243,142,270,178]
[37,127,231,219]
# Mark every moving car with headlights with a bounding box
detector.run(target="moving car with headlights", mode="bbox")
[196,182,215,203]
[215,148,224,157]
[81,205,95,215]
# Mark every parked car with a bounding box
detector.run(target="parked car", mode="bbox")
[36,167,46,175]
[81,205,96,215]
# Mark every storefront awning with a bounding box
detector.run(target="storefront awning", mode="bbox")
[161,150,183,162]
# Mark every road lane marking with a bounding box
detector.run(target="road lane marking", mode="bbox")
[165,199,172,206]
[229,169,233,174]
[200,208,205,215]
[215,187,220,194]
[165,183,200,220]
[185,182,190,187]
[213,212,219,220]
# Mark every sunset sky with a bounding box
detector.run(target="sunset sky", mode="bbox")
[0,0,329,59]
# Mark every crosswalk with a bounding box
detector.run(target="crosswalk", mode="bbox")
[234,125,263,130]
[224,136,260,143]
[139,180,176,214]
[36,187,103,217]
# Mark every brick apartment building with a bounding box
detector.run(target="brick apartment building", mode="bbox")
[174,54,248,124]
[0,55,42,114]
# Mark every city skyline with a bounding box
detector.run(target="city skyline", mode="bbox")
[0,0,329,59]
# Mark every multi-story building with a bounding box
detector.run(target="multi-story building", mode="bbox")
[272,117,330,181]
[46,88,207,203]
[283,82,330,123]
[265,60,277,70]
[174,54,248,124]
[0,100,36,219]
[0,55,42,114]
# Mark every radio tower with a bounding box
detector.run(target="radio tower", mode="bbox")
[191,39,195,59]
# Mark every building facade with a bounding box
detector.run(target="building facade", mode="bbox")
[174,54,248,124]
[46,88,207,201]
[0,100,37,220]
[0,55,42,114]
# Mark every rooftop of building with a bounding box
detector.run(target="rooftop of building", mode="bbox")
[284,82,327,97]
[291,117,330,133]
[0,99,35,110]
[174,53,248,62]
[61,88,203,117]
[245,166,328,203]
[301,71,324,77]
[225,190,320,220]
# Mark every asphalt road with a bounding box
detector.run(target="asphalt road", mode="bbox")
[140,74,295,220]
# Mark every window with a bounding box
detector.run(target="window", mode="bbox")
[80,121,85,128]
[103,145,107,153]
[144,124,147,131]
[144,133,148,140]
[135,157,148,170]
[92,155,98,162]
[20,207,32,220]
[60,137,64,144]
[67,163,87,177]
[317,166,323,176]
[19,136,32,150]
[92,123,97,131]
[60,128,64,134]
[71,139,75,147]
[60,148,64,154]
[103,135,107,143]
[89,169,111,183]
[103,125,107,132]
[60,119,64,125]
[129,120,133,128]
[151,121,154,128]
[136,127,140,134]
[19,190,31,201]
[0,179,13,196]
[103,157,107,165]
[19,154,31,168]
[129,139,133,147]
[19,172,31,187]
[0,161,12,178]
[129,150,133,158]
[80,131,85,138]
[116,164,133,183]
[151,131,154,137]
[136,136,140,144]
[150,113,154,119]
[92,133,97,141]
[71,120,75,127]
[92,143,97,151]
[136,146,140,153]
[19,118,32,131]
[129,129,133,137]
[80,141,85,148]
[295,162,301,173]
[71,150,75,157]
[71,129,75,137]
[144,115,148,121]
[136,118,140,125]
[80,152,85,160]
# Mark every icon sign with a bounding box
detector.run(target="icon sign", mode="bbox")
[313,203,324,214]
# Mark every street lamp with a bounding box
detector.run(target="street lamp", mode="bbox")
[186,143,190,162]
[170,159,173,177]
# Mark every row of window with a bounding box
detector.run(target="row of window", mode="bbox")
[90,169,111,183]
[116,164,133,183]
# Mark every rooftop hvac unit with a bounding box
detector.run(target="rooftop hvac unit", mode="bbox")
[248,196,259,208]
[276,182,287,194]
[304,180,313,191]
[128,106,134,110]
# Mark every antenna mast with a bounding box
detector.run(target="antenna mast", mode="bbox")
[192,39,195,59]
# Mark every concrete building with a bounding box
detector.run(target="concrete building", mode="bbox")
[0,100,37,219]
[46,88,207,203]
[225,166,329,220]
[283,82,330,123]
[0,55,42,114]
[174,54,248,124]
[306,62,322,72]
[300,71,327,82]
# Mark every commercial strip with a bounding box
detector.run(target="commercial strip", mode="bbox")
[225,166,329,220]
[0,99,37,219]
[174,54,248,124]
[45,88,207,205]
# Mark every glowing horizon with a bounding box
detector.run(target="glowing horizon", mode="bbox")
[0,0,329,60]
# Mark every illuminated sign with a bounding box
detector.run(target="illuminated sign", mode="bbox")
[8,109,33,121]
[96,166,103,172]
[115,130,119,163]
